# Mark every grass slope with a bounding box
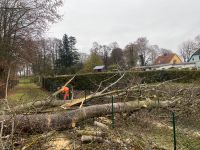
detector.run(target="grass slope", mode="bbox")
[8,78,49,106]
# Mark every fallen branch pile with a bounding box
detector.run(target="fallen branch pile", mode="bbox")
[1,71,200,149]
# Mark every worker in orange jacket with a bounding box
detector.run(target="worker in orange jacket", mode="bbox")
[61,86,69,100]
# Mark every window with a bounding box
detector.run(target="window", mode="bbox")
[199,55,200,60]
[193,58,194,61]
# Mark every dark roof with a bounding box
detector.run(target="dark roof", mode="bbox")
[192,49,200,56]
[188,49,200,62]
[154,53,180,65]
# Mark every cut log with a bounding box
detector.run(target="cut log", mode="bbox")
[81,135,110,143]
[98,117,112,125]
[0,99,175,133]
[76,130,104,136]
[94,121,109,130]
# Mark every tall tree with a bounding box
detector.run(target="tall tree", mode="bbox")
[110,48,124,66]
[101,45,111,69]
[0,0,63,65]
[148,45,159,65]
[32,38,61,75]
[90,42,111,69]
[90,42,102,54]
[124,43,138,68]
[56,34,79,74]
[135,37,149,66]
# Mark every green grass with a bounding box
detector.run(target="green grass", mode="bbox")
[8,78,49,106]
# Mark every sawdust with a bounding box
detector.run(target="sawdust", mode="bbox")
[45,132,74,150]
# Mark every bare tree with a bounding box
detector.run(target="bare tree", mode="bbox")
[109,42,119,50]
[101,45,111,69]
[0,0,63,74]
[90,42,112,69]
[194,35,200,49]
[159,48,172,55]
[179,40,196,62]
[90,42,102,54]
[148,45,159,65]
[134,37,149,66]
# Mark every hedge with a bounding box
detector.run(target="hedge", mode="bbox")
[41,70,200,92]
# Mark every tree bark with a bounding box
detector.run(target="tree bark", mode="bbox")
[0,99,174,133]
[11,100,65,113]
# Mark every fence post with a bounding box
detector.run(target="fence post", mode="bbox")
[172,112,177,150]
[112,96,115,128]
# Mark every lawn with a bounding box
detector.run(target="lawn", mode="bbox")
[8,78,50,106]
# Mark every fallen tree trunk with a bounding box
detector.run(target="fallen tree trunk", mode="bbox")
[11,89,127,113]
[11,100,65,113]
[0,99,175,133]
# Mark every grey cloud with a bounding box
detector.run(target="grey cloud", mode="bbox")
[48,0,200,53]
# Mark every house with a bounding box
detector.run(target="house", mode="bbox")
[132,53,197,71]
[93,65,105,72]
[133,62,196,71]
[154,53,182,65]
[188,49,200,68]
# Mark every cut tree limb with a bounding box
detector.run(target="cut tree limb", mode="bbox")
[0,99,176,133]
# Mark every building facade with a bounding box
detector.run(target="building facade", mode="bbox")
[154,53,182,65]
[188,49,200,68]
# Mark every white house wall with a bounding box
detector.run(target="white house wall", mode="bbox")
[189,55,200,68]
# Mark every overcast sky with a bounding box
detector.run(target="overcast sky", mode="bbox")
[47,0,200,54]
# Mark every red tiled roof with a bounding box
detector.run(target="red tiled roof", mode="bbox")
[154,53,179,64]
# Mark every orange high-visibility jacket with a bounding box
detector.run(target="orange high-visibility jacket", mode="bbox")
[62,87,69,94]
